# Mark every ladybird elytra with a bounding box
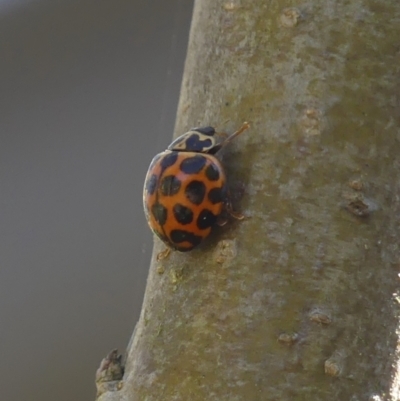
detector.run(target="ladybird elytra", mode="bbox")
[143,122,249,252]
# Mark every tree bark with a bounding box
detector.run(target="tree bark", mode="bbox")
[96,0,400,399]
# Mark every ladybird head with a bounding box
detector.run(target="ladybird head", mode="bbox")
[168,122,250,154]
[167,126,221,154]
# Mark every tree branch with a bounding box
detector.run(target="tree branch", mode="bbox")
[96,0,400,399]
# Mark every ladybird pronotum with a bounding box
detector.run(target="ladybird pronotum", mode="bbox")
[143,122,249,252]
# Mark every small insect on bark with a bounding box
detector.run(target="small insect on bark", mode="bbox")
[143,122,250,259]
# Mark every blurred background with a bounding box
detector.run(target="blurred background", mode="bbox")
[0,0,193,399]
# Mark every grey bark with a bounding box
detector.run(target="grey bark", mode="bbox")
[96,0,400,400]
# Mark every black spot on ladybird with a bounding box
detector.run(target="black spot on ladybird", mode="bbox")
[170,229,202,248]
[145,174,158,195]
[180,155,207,174]
[184,134,213,152]
[148,154,162,171]
[151,202,168,226]
[185,180,206,205]
[160,152,179,171]
[173,204,193,225]
[208,187,224,204]
[197,209,217,230]
[205,164,220,181]
[160,175,181,196]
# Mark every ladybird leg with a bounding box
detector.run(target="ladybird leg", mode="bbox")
[217,214,228,226]
[224,198,245,220]
[227,204,245,220]
[156,247,171,261]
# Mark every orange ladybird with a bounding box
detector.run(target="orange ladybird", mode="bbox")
[143,122,249,253]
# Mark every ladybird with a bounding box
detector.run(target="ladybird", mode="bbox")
[143,122,250,254]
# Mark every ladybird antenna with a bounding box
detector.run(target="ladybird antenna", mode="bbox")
[221,122,250,146]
